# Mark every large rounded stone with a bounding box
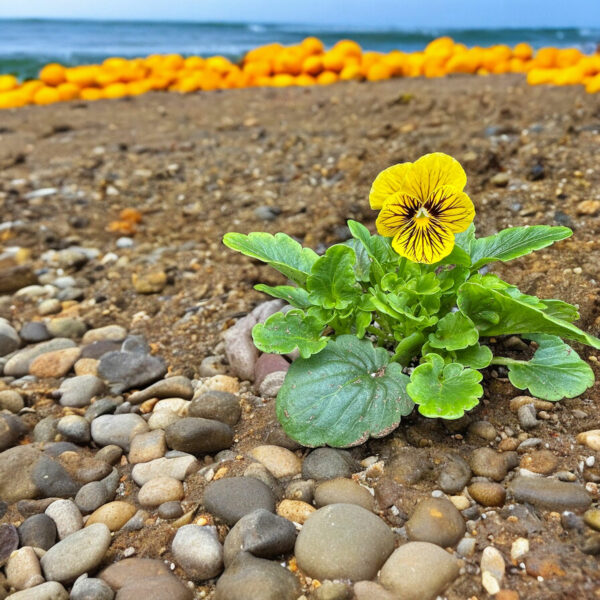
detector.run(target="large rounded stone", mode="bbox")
[3,581,69,600]
[18,514,57,550]
[223,509,297,567]
[379,541,460,600]
[91,414,149,451]
[295,503,394,581]
[138,477,184,508]
[302,448,357,480]
[188,391,241,427]
[247,445,301,479]
[86,502,136,532]
[203,477,276,525]
[314,478,374,511]
[215,553,300,600]
[165,418,233,455]
[509,476,591,511]
[40,523,111,583]
[97,351,167,394]
[171,525,223,581]
[405,498,466,548]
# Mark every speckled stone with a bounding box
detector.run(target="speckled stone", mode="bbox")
[171,525,223,581]
[138,477,184,508]
[405,498,466,548]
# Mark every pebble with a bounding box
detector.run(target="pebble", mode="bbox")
[70,576,115,600]
[379,541,460,600]
[0,321,20,357]
[60,453,111,484]
[468,481,506,506]
[4,581,69,600]
[510,537,530,563]
[405,498,466,547]
[258,371,286,397]
[577,430,600,451]
[448,495,470,510]
[128,430,166,464]
[188,391,241,426]
[57,375,105,408]
[150,398,189,416]
[244,462,284,499]
[40,523,111,583]
[91,414,149,451]
[165,418,233,454]
[131,456,199,486]
[284,480,314,504]
[491,172,510,187]
[468,420,497,441]
[0,524,19,566]
[214,553,300,600]
[132,270,167,294]
[85,398,121,421]
[509,476,591,510]
[456,536,477,557]
[222,315,260,382]
[312,581,352,600]
[203,477,276,525]
[509,396,553,412]
[97,351,167,394]
[95,445,123,465]
[86,501,136,531]
[138,476,184,508]
[127,376,193,404]
[583,508,600,531]
[254,353,290,389]
[0,446,43,503]
[45,499,83,539]
[0,414,27,451]
[46,318,86,340]
[171,524,223,581]
[81,341,121,360]
[18,514,57,550]
[195,374,239,396]
[29,347,81,378]
[438,453,471,494]
[4,339,76,377]
[247,445,301,479]
[517,404,539,429]
[276,499,316,524]
[57,415,90,444]
[0,390,25,413]
[470,447,517,481]
[74,481,111,514]
[386,450,429,485]
[82,326,127,345]
[16,498,57,518]
[481,546,505,595]
[19,322,51,344]
[32,456,80,498]
[314,478,374,511]
[157,501,183,519]
[223,509,296,567]
[6,546,44,590]
[295,503,394,581]
[353,581,397,600]
[74,358,99,376]
[302,448,357,480]
[519,450,558,474]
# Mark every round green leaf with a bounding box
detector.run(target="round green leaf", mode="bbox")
[407,353,483,419]
[428,311,479,351]
[506,334,595,401]
[276,335,414,447]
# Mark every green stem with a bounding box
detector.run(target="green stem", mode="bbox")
[397,257,408,279]
[489,356,524,366]
[392,331,425,366]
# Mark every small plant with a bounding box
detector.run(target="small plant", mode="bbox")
[224,152,599,447]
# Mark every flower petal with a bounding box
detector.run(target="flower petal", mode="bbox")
[400,153,467,201]
[392,219,455,264]
[369,162,412,209]
[375,193,420,237]
[425,185,475,233]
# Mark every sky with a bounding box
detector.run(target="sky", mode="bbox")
[0,0,598,29]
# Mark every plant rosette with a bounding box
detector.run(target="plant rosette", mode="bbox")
[224,152,599,447]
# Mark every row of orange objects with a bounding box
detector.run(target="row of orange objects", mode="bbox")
[1,36,599,109]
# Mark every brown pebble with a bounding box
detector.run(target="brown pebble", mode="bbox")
[468,481,506,507]
[468,421,497,441]
[498,438,520,452]
[519,450,558,475]
[497,591,520,600]
[509,396,553,412]
[524,554,565,578]
[74,358,99,376]
[29,347,81,378]
[276,499,315,524]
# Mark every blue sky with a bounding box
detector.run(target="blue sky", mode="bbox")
[0,0,598,28]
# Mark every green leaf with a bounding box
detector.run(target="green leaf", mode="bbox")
[252,310,328,359]
[428,311,479,351]
[254,284,311,309]
[343,239,371,282]
[468,226,572,270]
[458,282,600,349]
[223,232,318,285]
[437,243,472,267]
[347,220,396,264]
[502,334,595,401]
[307,245,359,310]
[354,310,372,338]
[276,335,414,447]
[454,223,476,255]
[539,299,580,322]
[454,343,493,369]
[407,354,483,419]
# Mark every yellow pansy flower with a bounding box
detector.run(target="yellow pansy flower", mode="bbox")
[371,153,475,264]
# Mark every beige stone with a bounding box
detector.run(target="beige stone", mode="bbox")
[29,347,81,378]
[86,501,137,532]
